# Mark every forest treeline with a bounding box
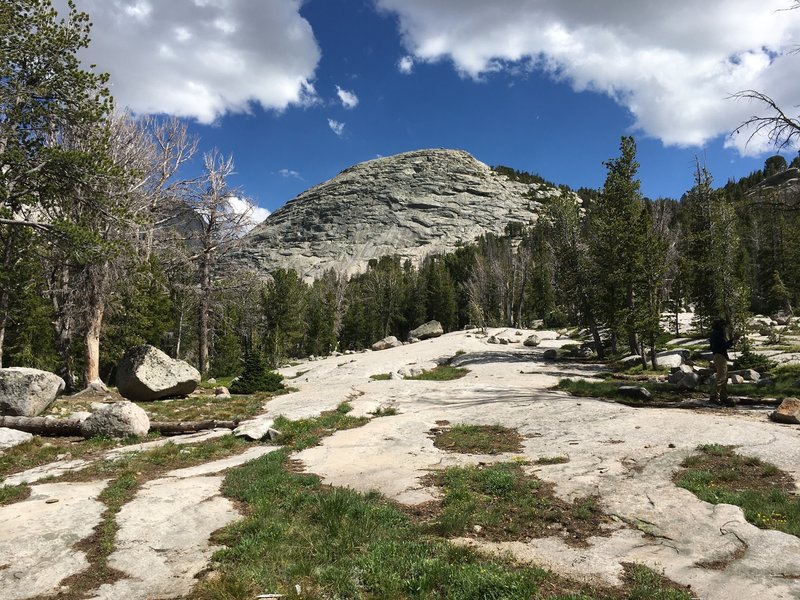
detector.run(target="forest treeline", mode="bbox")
[2,1,800,390]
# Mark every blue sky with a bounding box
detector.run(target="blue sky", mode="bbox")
[66,0,800,218]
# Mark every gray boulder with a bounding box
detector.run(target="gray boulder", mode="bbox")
[0,368,65,417]
[770,398,800,424]
[116,345,200,402]
[371,336,403,351]
[0,427,34,450]
[523,335,540,347]
[655,350,687,369]
[80,401,150,438]
[729,369,761,382]
[543,348,559,360]
[409,320,444,340]
[677,372,700,390]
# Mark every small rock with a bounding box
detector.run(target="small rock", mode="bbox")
[371,336,403,351]
[214,386,231,399]
[523,335,540,347]
[770,398,800,424]
[731,374,745,385]
[206,378,216,385]
[617,386,652,401]
[543,348,558,360]
[0,427,33,450]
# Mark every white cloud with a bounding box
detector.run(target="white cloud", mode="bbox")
[398,55,414,74]
[227,196,270,232]
[375,0,800,155]
[61,0,321,123]
[328,118,346,136]
[335,85,359,109]
[278,168,302,179]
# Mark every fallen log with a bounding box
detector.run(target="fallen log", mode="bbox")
[0,415,82,436]
[0,415,239,437]
[149,420,239,435]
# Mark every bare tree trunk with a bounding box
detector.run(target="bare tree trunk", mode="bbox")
[197,254,210,375]
[0,232,12,368]
[52,266,77,392]
[83,296,105,387]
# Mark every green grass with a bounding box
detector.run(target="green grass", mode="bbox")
[369,372,392,380]
[675,445,800,537]
[433,424,523,454]
[0,434,155,479]
[0,483,30,505]
[405,365,470,381]
[135,389,284,422]
[194,454,690,600]
[428,462,607,542]
[271,402,369,450]
[536,455,570,465]
[198,375,236,390]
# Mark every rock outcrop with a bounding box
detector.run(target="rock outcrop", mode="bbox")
[229,149,576,279]
[116,345,200,401]
[0,368,65,417]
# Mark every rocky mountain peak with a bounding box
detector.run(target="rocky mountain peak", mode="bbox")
[229,148,572,278]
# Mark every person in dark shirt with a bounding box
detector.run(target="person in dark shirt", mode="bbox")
[709,318,738,405]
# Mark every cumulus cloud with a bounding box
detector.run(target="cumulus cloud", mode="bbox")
[328,118,346,136]
[375,0,800,154]
[227,196,270,232]
[278,168,302,179]
[335,85,359,109]
[398,55,414,74]
[61,0,321,123]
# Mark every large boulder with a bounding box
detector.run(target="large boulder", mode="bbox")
[116,345,200,401]
[0,368,65,417]
[655,350,686,369]
[408,320,443,340]
[80,401,150,438]
[770,398,800,425]
[371,336,403,351]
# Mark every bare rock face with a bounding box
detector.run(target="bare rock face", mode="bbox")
[80,401,150,438]
[0,367,65,417]
[229,149,576,279]
[116,345,200,401]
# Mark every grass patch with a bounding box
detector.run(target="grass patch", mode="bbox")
[369,372,392,380]
[371,406,399,417]
[426,462,608,545]
[193,451,691,600]
[0,483,30,505]
[536,455,570,465]
[675,444,800,536]
[405,365,469,381]
[432,424,524,455]
[48,434,254,599]
[0,434,152,479]
[198,376,236,390]
[135,390,285,422]
[272,402,369,451]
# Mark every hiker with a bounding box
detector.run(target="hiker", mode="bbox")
[709,318,739,405]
